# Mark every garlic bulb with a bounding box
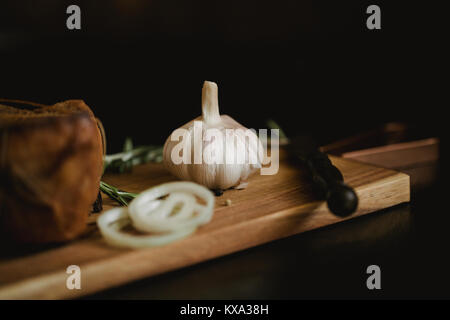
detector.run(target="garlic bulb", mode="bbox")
[163,81,263,190]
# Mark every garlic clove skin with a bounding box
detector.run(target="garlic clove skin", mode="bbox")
[163,81,263,190]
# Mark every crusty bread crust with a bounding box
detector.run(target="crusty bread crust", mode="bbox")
[0,100,103,243]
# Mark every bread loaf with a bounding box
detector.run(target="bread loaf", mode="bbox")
[0,100,104,243]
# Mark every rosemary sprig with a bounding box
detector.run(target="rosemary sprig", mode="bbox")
[103,137,163,174]
[100,138,163,206]
[99,181,138,206]
[266,119,289,143]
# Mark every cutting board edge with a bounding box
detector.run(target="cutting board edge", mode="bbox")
[0,169,410,299]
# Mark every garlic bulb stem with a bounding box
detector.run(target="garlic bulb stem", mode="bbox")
[201,81,221,126]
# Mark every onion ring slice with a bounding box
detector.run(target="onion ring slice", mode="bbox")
[97,207,196,248]
[128,181,214,233]
[97,182,215,248]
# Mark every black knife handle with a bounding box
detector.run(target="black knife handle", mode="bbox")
[291,145,358,217]
[326,181,358,217]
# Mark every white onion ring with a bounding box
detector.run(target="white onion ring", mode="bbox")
[128,181,215,233]
[97,182,215,248]
[97,207,197,248]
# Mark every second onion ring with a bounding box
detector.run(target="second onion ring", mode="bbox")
[128,181,215,233]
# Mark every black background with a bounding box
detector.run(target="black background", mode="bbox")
[0,0,444,152]
[1,0,448,299]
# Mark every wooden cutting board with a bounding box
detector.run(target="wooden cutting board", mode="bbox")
[0,152,410,299]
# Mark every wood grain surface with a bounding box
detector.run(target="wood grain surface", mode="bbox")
[0,152,410,299]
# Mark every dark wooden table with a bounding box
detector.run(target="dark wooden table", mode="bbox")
[84,167,447,299]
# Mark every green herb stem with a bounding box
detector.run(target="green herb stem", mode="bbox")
[99,181,138,206]
[103,137,163,174]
